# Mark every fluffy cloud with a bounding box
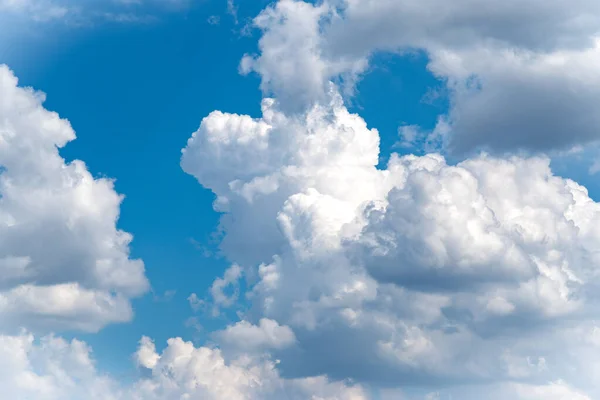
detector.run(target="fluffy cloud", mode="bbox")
[0,332,121,400]
[132,336,366,400]
[240,0,367,113]
[241,0,600,155]
[0,0,69,21]
[210,264,243,314]
[182,61,600,396]
[0,65,148,333]
[215,318,296,356]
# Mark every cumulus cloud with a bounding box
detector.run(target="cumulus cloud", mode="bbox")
[0,65,148,333]
[182,40,600,396]
[216,318,296,356]
[131,335,367,400]
[240,0,367,113]
[0,332,121,400]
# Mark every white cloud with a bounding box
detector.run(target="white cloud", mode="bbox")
[187,292,205,312]
[240,0,367,113]
[216,318,296,356]
[131,335,367,400]
[209,264,243,315]
[0,65,148,333]
[0,332,121,400]
[181,71,600,395]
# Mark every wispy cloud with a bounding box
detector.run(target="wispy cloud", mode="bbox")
[0,0,71,21]
[0,0,189,25]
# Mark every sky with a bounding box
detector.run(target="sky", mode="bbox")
[2,0,600,399]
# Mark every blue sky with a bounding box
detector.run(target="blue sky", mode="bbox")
[3,1,600,399]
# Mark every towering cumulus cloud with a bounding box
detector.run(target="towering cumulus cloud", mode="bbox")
[181,1,600,398]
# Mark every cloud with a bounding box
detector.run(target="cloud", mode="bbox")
[0,0,69,21]
[209,264,243,315]
[131,335,367,400]
[513,381,592,400]
[187,292,205,312]
[0,0,192,26]
[0,332,121,400]
[424,40,600,154]
[239,0,368,113]
[216,318,296,356]
[239,0,600,155]
[182,53,600,396]
[0,65,149,333]
[0,329,590,400]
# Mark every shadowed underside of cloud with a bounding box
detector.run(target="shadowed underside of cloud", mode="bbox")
[241,0,600,156]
